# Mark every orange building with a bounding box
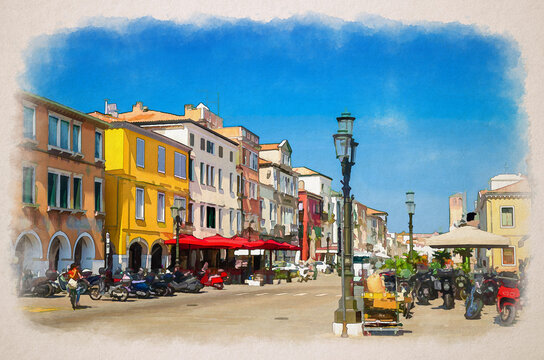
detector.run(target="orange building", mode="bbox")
[12,92,110,275]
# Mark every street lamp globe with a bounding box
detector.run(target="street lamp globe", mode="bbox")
[333,133,352,161]
[405,191,415,215]
[170,198,185,220]
[336,111,355,135]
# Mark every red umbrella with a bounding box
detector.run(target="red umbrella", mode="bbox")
[164,234,208,247]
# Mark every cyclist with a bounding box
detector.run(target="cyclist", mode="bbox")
[67,263,83,310]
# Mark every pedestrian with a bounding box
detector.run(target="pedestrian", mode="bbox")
[67,263,83,309]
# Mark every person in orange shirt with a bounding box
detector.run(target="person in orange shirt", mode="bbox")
[66,263,83,309]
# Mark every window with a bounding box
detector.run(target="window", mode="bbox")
[60,119,70,150]
[218,209,223,229]
[136,138,145,168]
[95,179,103,212]
[174,152,187,179]
[157,192,165,222]
[248,181,257,199]
[200,162,205,185]
[219,146,223,158]
[22,166,35,204]
[189,133,195,146]
[206,206,216,228]
[48,116,58,146]
[237,212,241,233]
[230,151,233,162]
[502,247,516,266]
[72,123,81,153]
[210,166,215,187]
[229,210,233,232]
[200,205,205,227]
[157,146,165,173]
[95,130,103,159]
[200,138,205,151]
[73,177,82,210]
[242,148,248,165]
[48,171,70,208]
[188,159,194,181]
[250,152,258,171]
[206,140,215,154]
[218,169,223,190]
[135,187,145,219]
[260,200,264,217]
[501,207,514,227]
[206,164,211,186]
[229,173,233,193]
[23,105,35,140]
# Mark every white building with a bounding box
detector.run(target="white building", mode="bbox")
[259,140,299,261]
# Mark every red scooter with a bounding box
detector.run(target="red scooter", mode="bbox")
[496,273,521,326]
[197,269,228,290]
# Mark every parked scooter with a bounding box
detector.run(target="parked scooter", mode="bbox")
[454,269,470,300]
[19,270,54,298]
[197,269,226,289]
[163,272,204,293]
[481,272,500,305]
[464,273,485,319]
[145,273,173,296]
[434,268,456,310]
[413,269,438,305]
[496,273,521,326]
[113,272,151,298]
[89,269,129,301]
[49,270,90,296]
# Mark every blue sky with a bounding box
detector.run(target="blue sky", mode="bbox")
[22,16,527,233]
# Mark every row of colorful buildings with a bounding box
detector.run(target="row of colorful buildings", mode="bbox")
[12,92,390,275]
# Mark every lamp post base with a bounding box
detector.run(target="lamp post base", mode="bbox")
[332,322,363,337]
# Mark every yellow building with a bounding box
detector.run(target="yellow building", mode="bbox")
[476,176,531,272]
[104,122,192,271]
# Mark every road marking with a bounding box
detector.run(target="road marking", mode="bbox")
[294,293,307,296]
[316,293,328,297]
[255,293,268,296]
[275,293,287,296]
[235,293,249,296]
[22,306,60,313]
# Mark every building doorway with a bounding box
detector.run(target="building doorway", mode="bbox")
[48,234,70,272]
[74,235,95,270]
[151,243,163,270]
[129,242,142,271]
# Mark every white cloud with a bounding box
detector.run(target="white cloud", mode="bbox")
[370,113,408,135]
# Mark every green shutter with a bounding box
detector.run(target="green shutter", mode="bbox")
[48,173,57,206]
[22,167,33,203]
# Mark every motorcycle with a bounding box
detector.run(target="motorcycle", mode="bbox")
[89,270,129,301]
[464,273,485,319]
[163,272,204,293]
[496,273,520,326]
[434,268,455,310]
[19,270,54,298]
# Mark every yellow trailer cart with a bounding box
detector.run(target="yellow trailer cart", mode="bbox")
[362,291,412,336]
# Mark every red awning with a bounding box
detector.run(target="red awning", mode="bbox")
[164,234,209,248]
[203,234,246,249]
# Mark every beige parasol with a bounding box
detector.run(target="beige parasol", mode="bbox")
[426,225,511,248]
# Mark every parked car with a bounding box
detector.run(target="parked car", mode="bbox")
[314,261,332,273]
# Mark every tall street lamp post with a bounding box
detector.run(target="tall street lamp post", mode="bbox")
[170,198,185,268]
[332,111,361,337]
[406,191,415,268]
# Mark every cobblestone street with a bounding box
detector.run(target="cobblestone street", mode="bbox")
[19,274,519,341]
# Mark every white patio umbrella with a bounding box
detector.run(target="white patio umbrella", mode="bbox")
[426,225,511,248]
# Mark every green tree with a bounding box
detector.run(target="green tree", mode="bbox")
[433,249,451,266]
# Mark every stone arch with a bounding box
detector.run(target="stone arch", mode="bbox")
[14,230,43,273]
[128,237,149,271]
[149,239,167,271]
[73,232,96,270]
[47,231,72,272]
